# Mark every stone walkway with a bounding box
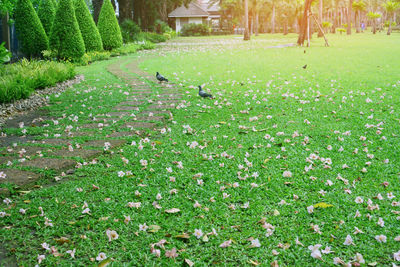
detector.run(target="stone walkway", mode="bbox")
[0,57,182,196]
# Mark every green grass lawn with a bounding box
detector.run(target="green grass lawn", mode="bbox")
[1,32,400,266]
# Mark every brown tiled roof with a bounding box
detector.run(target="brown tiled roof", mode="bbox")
[168,2,209,18]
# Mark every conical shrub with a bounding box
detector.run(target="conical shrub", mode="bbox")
[97,0,122,50]
[14,0,48,58]
[74,0,103,51]
[50,0,85,60]
[37,0,56,36]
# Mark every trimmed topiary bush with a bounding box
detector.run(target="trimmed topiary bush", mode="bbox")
[37,0,56,36]
[14,0,49,58]
[50,0,85,60]
[74,0,103,51]
[97,0,122,50]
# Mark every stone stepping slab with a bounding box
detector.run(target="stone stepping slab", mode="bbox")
[0,135,34,147]
[147,104,175,110]
[81,139,126,148]
[1,146,57,157]
[130,91,153,95]
[153,96,182,100]
[49,149,102,159]
[152,100,181,104]
[104,112,137,118]
[107,131,140,138]
[80,123,111,129]
[0,156,16,165]
[119,101,145,106]
[133,116,164,122]
[113,106,140,111]
[156,93,183,96]
[19,158,76,170]
[2,110,50,129]
[139,110,172,116]
[63,131,96,138]
[30,139,79,146]
[122,122,158,129]
[0,169,42,186]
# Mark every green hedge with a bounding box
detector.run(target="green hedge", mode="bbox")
[0,60,75,104]
[37,0,56,36]
[74,0,103,51]
[181,23,210,36]
[14,0,49,58]
[50,0,85,60]
[139,32,167,43]
[97,0,122,50]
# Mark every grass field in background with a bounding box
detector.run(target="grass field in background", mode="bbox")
[1,33,400,266]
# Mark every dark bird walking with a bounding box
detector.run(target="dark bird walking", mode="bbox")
[302,64,307,69]
[198,85,213,98]
[156,72,168,82]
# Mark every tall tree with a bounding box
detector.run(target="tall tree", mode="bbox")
[318,0,323,36]
[353,0,366,33]
[383,0,399,35]
[367,11,381,33]
[347,0,353,34]
[298,0,313,45]
[244,0,250,39]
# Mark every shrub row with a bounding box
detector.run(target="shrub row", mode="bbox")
[0,60,75,104]
[120,19,175,44]
[181,23,210,36]
[75,41,155,65]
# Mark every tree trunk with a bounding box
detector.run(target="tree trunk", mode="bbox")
[318,0,323,37]
[93,0,104,24]
[332,0,338,33]
[387,17,392,35]
[118,0,133,22]
[297,0,313,46]
[372,20,376,34]
[159,0,168,22]
[283,19,288,35]
[255,10,259,36]
[347,0,352,35]
[244,0,250,40]
[271,4,275,33]
[1,13,11,51]
[355,10,360,33]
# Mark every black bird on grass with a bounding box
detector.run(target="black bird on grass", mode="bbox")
[198,85,213,98]
[302,64,307,69]
[156,72,168,82]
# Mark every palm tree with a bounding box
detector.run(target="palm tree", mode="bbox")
[383,0,399,35]
[367,11,381,33]
[353,0,366,33]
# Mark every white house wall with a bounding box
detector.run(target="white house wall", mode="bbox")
[175,17,204,33]
[189,17,203,24]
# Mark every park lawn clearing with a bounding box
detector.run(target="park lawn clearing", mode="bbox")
[1,33,400,266]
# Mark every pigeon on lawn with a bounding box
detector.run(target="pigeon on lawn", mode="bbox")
[198,85,213,98]
[156,72,168,82]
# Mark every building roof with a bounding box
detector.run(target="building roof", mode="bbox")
[168,2,210,18]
